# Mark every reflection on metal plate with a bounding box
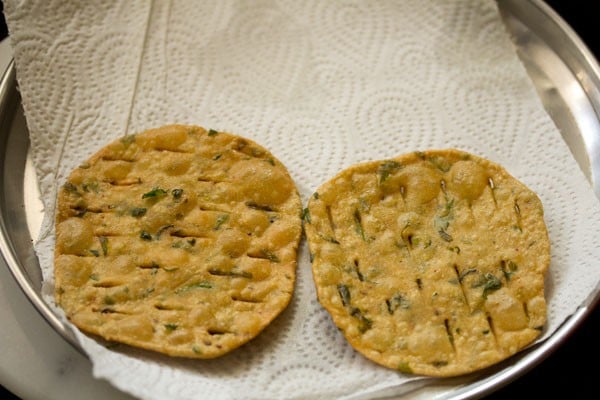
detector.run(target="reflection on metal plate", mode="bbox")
[499,0,600,198]
[24,152,43,242]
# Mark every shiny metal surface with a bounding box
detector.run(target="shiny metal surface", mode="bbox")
[499,0,600,199]
[0,0,598,398]
[0,62,81,351]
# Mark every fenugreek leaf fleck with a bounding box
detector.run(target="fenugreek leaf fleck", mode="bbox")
[172,188,184,199]
[131,207,147,217]
[99,236,108,256]
[142,187,168,199]
[140,231,153,241]
[337,284,351,307]
[378,161,401,184]
[301,207,311,223]
[214,214,229,230]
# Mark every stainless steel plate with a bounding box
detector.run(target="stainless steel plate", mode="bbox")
[1,0,598,398]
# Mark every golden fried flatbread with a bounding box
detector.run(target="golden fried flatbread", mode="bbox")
[54,124,302,358]
[304,149,550,377]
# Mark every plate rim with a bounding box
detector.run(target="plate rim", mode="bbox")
[0,1,599,398]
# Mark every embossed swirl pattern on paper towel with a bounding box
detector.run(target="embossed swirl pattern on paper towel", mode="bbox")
[4,0,600,399]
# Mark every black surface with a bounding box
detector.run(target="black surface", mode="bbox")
[0,1,598,399]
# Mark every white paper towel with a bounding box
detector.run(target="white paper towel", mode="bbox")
[4,0,600,399]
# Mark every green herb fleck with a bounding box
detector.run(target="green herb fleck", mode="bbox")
[512,224,523,232]
[208,268,253,279]
[428,156,451,172]
[432,361,448,368]
[63,182,81,196]
[89,273,99,281]
[386,293,411,314]
[358,197,370,212]
[459,268,477,282]
[434,198,454,231]
[438,229,453,242]
[176,281,213,294]
[172,238,196,250]
[120,134,136,145]
[245,201,274,212]
[192,344,202,354]
[397,361,413,374]
[214,214,229,230]
[350,307,372,332]
[233,139,248,151]
[140,231,153,241]
[172,240,186,249]
[266,158,275,166]
[261,249,280,263]
[104,296,115,305]
[313,192,319,200]
[172,188,184,199]
[301,207,311,224]
[483,274,502,297]
[208,129,219,136]
[82,181,100,193]
[353,209,368,241]
[502,260,519,281]
[378,161,401,184]
[131,207,147,217]
[448,246,460,254]
[164,323,178,332]
[309,253,315,263]
[99,236,108,256]
[352,261,365,282]
[89,249,100,257]
[142,187,168,199]
[474,273,503,298]
[337,284,351,307]
[318,234,340,244]
[213,153,222,160]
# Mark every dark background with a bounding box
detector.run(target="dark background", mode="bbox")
[0,0,597,399]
